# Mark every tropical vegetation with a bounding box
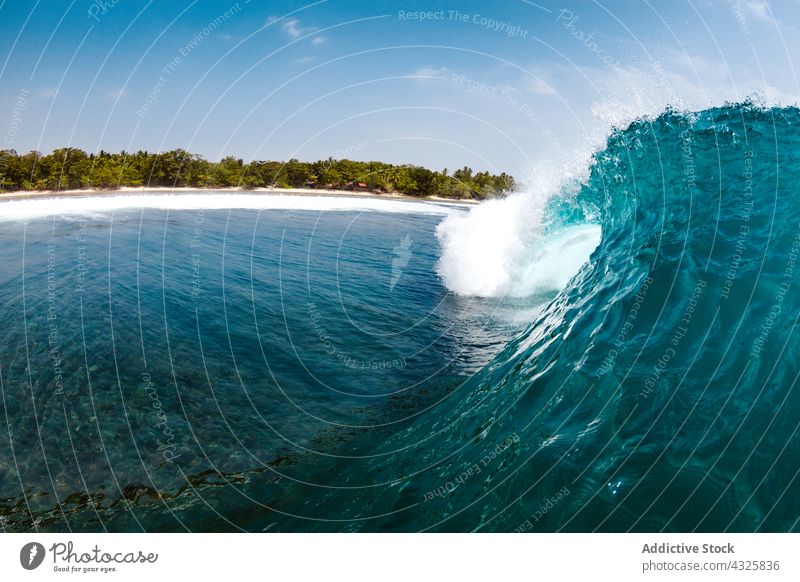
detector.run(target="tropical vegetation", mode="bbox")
[0,148,516,200]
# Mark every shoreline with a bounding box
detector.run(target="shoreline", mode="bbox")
[0,186,481,205]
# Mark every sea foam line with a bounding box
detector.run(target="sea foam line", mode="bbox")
[0,193,460,220]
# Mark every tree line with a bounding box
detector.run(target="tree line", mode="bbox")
[0,148,516,200]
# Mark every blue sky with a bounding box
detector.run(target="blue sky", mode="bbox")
[1,0,798,179]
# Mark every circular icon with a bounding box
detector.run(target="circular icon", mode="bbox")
[20,542,46,570]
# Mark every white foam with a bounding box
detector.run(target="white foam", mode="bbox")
[511,224,601,296]
[435,192,543,297]
[0,193,460,220]
[436,192,600,298]
[435,155,601,298]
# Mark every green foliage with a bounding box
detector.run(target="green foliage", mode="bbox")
[0,148,516,199]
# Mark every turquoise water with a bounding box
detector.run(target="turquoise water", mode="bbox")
[2,104,800,532]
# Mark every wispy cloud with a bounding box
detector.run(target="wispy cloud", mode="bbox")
[283,18,303,38]
[106,87,127,101]
[524,77,556,96]
[38,87,57,100]
[409,66,450,83]
[268,16,327,44]
[742,0,775,23]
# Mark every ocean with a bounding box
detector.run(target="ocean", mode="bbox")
[1,103,799,532]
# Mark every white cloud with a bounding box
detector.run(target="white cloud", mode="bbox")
[283,18,303,38]
[410,66,450,81]
[274,17,326,44]
[742,0,775,23]
[106,87,127,101]
[38,87,57,100]
[524,77,557,96]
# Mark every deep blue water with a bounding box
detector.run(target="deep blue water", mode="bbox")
[0,202,536,531]
[3,104,800,532]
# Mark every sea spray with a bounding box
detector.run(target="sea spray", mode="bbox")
[434,187,600,297]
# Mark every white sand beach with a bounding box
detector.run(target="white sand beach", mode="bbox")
[0,186,481,205]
